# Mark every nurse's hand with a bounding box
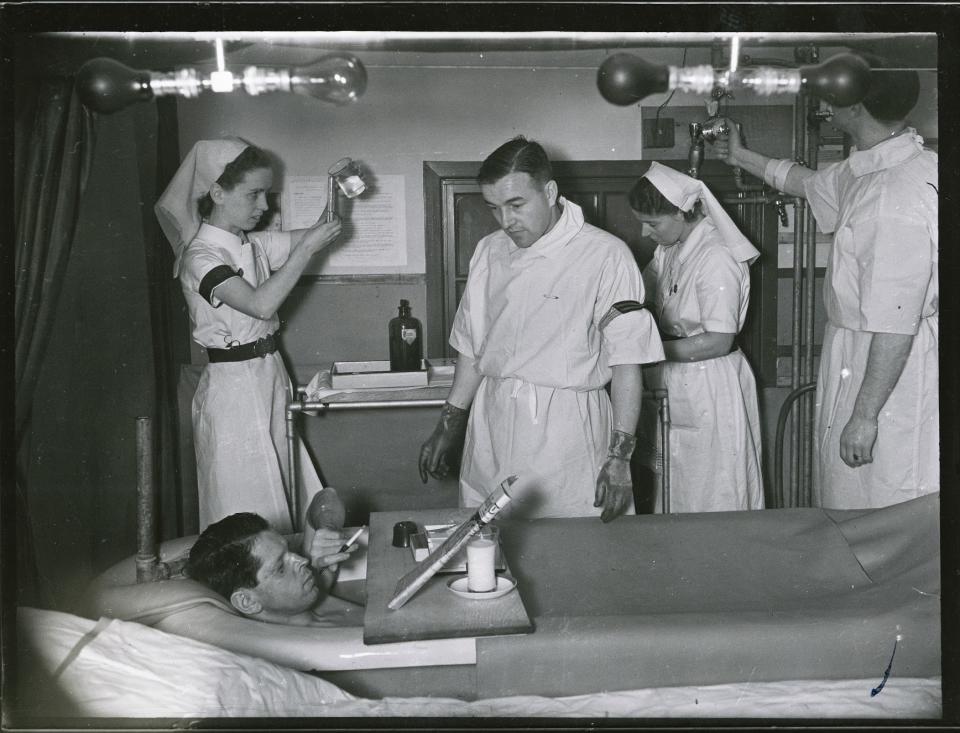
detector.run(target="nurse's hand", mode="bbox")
[418,402,469,482]
[839,414,878,468]
[710,118,745,166]
[594,456,632,523]
[297,213,342,257]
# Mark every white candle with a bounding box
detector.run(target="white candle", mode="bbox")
[466,538,497,592]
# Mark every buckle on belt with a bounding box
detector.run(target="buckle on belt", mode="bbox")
[252,335,275,357]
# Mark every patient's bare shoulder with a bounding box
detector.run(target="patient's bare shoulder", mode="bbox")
[309,595,365,628]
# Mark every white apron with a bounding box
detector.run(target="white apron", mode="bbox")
[638,219,764,512]
[460,377,612,518]
[193,352,322,533]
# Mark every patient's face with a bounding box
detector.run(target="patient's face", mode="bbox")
[248,530,320,615]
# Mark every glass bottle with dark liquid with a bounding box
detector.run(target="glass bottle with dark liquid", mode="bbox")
[389,299,423,372]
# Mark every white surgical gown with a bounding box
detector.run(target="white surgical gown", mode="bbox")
[803,129,939,509]
[180,224,323,532]
[638,218,764,512]
[450,198,664,518]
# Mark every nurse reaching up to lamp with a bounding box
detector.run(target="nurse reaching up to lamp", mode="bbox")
[629,162,764,513]
[156,138,342,533]
[710,55,938,510]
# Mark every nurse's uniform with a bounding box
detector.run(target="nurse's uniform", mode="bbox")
[450,198,663,519]
[180,225,323,533]
[803,128,938,509]
[639,218,764,512]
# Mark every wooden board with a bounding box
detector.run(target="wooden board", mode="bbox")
[362,509,534,645]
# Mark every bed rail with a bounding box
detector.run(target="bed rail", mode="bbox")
[774,382,817,508]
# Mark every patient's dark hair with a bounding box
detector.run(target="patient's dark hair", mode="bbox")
[854,52,920,122]
[186,512,269,599]
[628,176,701,223]
[477,136,553,188]
[197,144,273,219]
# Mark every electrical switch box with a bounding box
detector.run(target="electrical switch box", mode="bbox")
[642,118,675,148]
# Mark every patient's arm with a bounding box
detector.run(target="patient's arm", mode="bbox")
[154,603,476,672]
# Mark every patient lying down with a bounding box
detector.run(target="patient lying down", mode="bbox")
[185,511,364,627]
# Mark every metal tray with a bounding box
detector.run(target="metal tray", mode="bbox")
[330,360,428,389]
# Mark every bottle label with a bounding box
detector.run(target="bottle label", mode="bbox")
[401,327,418,345]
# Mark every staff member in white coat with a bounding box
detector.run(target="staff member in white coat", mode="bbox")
[712,57,938,509]
[156,138,341,532]
[418,137,664,521]
[630,162,764,513]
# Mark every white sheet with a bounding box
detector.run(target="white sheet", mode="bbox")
[14,607,942,720]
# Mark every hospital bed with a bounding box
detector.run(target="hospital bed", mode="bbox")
[13,488,943,721]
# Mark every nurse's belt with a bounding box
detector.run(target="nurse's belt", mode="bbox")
[644,161,760,265]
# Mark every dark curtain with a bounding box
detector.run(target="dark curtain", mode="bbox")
[14,79,96,605]
[135,97,188,540]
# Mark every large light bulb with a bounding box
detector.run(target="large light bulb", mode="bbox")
[289,54,367,105]
[597,51,872,107]
[76,57,155,114]
[597,53,670,106]
[799,53,871,107]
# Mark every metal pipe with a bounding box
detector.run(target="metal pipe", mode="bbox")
[788,93,807,508]
[653,389,671,514]
[290,399,448,413]
[800,95,821,508]
[719,194,799,206]
[135,416,158,584]
[732,167,765,192]
[285,402,300,530]
[774,382,817,507]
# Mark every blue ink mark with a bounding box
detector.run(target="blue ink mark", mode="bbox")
[870,637,899,697]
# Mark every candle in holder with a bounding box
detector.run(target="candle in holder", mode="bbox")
[466,525,499,592]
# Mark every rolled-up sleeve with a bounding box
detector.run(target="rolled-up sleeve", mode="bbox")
[596,247,665,366]
[802,162,841,234]
[855,215,934,334]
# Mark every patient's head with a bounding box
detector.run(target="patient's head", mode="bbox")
[186,512,321,624]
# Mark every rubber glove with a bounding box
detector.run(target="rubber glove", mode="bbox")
[594,429,637,523]
[418,402,469,482]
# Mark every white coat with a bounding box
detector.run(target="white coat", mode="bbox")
[803,129,939,509]
[450,198,664,518]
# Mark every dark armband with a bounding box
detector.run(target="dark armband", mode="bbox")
[199,265,244,305]
[599,300,647,331]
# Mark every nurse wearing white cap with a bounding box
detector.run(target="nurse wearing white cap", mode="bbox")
[630,161,764,513]
[156,138,341,532]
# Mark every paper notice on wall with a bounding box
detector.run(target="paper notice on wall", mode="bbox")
[281,177,328,230]
[328,174,407,268]
[281,174,407,269]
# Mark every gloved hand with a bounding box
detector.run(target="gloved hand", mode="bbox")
[418,402,469,482]
[594,429,637,523]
